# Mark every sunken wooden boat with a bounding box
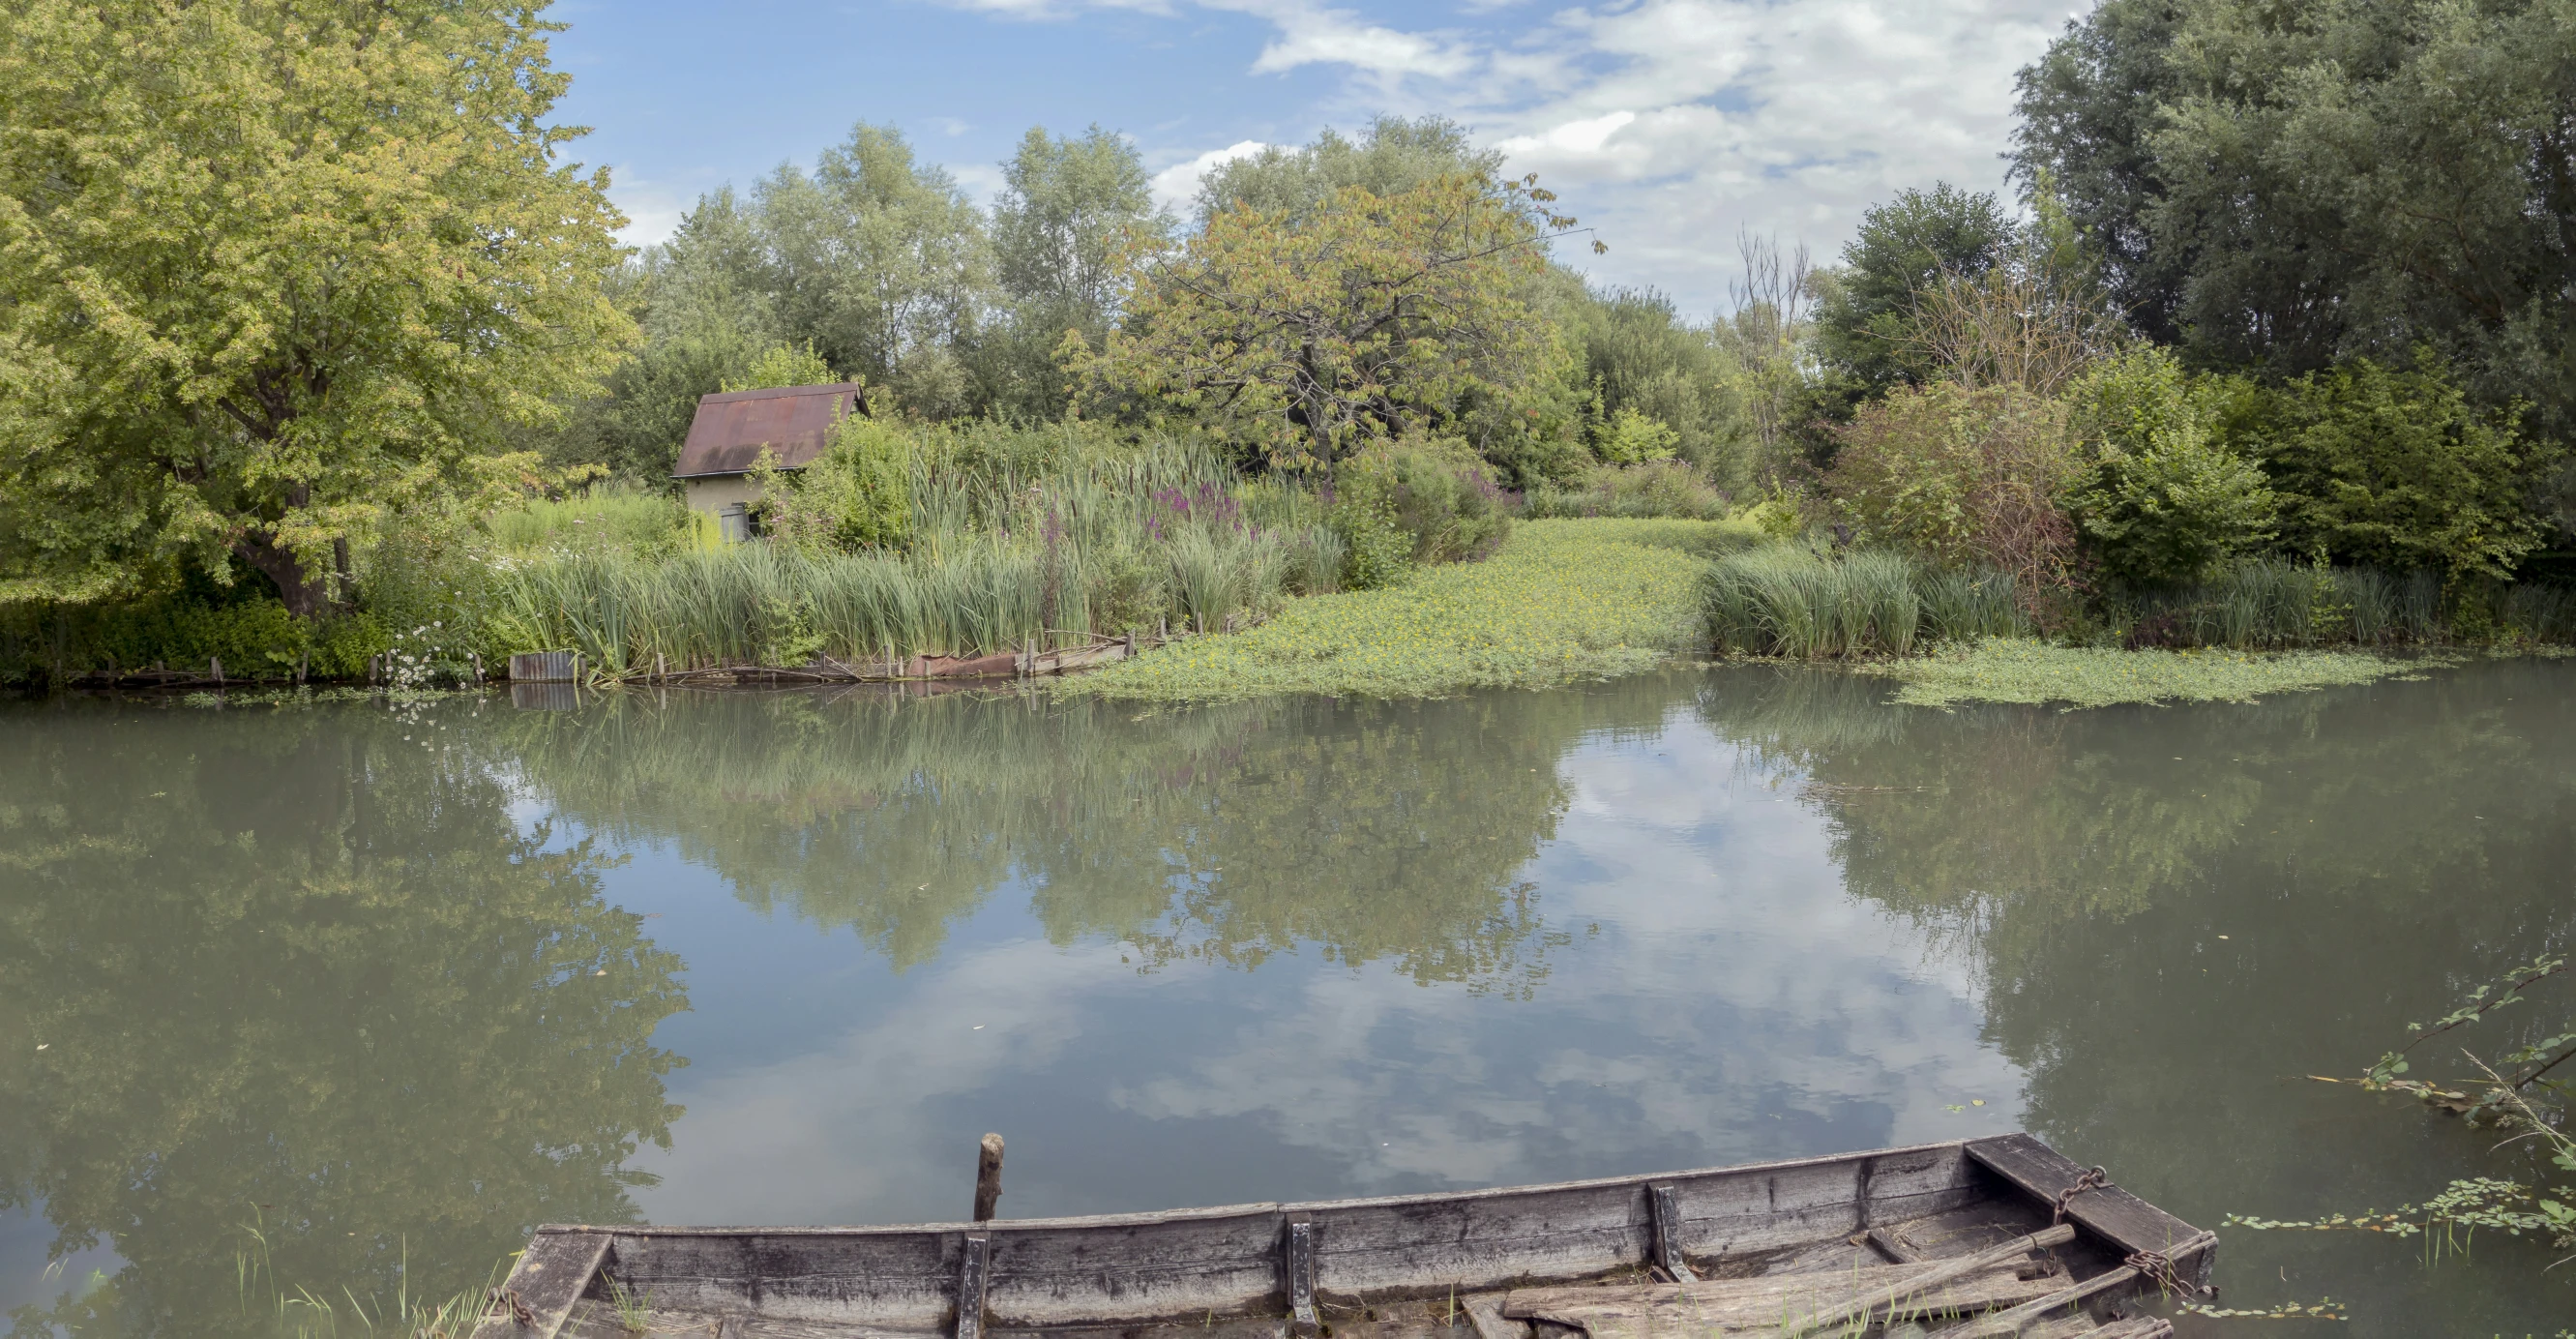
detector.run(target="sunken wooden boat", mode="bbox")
[468,1134,2213,1339]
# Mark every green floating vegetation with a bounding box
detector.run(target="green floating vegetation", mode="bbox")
[1065,518,1761,701]
[1864,637,2437,709]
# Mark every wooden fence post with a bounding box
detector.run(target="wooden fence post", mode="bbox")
[972,1134,1005,1222]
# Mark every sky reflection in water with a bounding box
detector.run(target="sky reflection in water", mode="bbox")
[4,662,2572,1335]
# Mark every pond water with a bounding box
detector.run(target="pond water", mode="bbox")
[4,662,2573,1336]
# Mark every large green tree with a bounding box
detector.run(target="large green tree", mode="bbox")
[1081,173,1575,470]
[552,189,783,484]
[0,0,634,612]
[980,126,1169,418]
[2015,0,2576,433]
[1808,184,2020,402]
[754,125,992,417]
[1194,116,1504,227]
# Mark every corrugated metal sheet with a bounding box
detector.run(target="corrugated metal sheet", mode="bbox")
[671,382,869,479]
[509,650,579,682]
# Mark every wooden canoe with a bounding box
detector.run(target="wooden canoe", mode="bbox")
[466,1133,2212,1339]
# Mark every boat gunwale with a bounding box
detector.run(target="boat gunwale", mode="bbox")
[526,1137,1979,1240]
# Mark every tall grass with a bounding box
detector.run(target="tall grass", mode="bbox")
[1704,546,2027,658]
[2114,559,2576,649]
[1522,461,1731,521]
[2118,560,2441,648]
[1707,544,2576,659]
[489,429,1348,671]
[496,514,1327,671]
[487,483,711,556]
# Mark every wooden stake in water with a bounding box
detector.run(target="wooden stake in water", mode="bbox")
[973,1133,1005,1222]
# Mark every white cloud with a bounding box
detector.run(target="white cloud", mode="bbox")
[949,0,2063,309]
[605,165,691,250]
[1148,138,1269,217]
[1495,109,1638,160]
[1222,0,1477,79]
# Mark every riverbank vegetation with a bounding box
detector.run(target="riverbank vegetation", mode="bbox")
[1067,519,1758,700]
[5,0,2575,695]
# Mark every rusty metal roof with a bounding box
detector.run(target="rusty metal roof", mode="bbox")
[671,382,868,479]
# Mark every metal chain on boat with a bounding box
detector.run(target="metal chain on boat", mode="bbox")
[2122,1248,2213,1298]
[2052,1166,2111,1224]
[487,1286,534,1326]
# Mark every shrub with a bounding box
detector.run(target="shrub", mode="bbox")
[2063,347,2275,587]
[2237,357,2559,580]
[0,585,391,684]
[1329,436,1512,588]
[487,484,700,557]
[1592,407,1680,464]
[1522,461,1730,521]
[1827,383,2081,611]
[756,417,914,552]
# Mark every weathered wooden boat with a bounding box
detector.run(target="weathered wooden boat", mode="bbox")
[467,1133,2214,1339]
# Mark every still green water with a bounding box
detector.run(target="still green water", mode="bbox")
[4,663,2573,1336]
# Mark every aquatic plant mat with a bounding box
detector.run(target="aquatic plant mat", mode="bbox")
[1065,519,1760,701]
[1862,638,2442,709]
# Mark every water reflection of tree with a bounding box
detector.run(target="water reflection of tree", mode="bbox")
[0,703,688,1336]
[1701,662,2576,1328]
[507,684,1678,994]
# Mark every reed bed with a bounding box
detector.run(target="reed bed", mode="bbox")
[492,430,1340,674]
[2118,560,2443,648]
[1704,546,2027,658]
[487,483,713,556]
[494,529,1330,672]
[1708,544,2576,659]
[1521,461,1732,521]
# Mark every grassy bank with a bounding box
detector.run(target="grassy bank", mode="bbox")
[1064,519,1761,700]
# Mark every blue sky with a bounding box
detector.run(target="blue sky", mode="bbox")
[548,0,2080,313]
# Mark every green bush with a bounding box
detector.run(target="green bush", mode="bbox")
[487,485,701,557]
[2064,347,2275,587]
[1826,382,2080,600]
[1522,461,1731,521]
[1329,436,1511,588]
[0,584,389,684]
[2235,357,2559,579]
[1591,406,1680,464]
[755,417,914,552]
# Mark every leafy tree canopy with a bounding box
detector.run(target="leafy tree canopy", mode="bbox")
[986,126,1170,417]
[0,0,634,613]
[1194,116,1505,227]
[1809,184,2019,400]
[1078,174,1574,472]
[2014,0,2576,439]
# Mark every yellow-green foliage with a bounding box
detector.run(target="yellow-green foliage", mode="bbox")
[0,0,633,609]
[759,417,914,552]
[487,486,698,556]
[1592,406,1680,463]
[1866,637,2430,709]
[1066,518,1762,700]
[723,342,837,393]
[1074,174,1570,469]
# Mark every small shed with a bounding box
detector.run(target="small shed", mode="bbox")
[671,382,869,539]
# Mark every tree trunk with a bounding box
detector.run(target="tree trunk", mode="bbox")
[234,534,335,617]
